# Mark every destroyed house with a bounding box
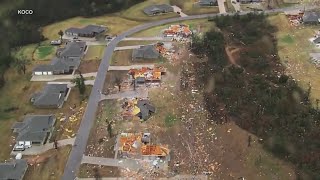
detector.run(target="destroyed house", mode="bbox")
[128,67,164,82]
[302,11,320,23]
[31,84,69,108]
[122,98,156,120]
[11,115,56,145]
[32,57,80,75]
[65,25,107,37]
[0,159,28,180]
[163,24,192,37]
[115,133,170,160]
[57,41,87,59]
[143,4,174,16]
[132,45,160,61]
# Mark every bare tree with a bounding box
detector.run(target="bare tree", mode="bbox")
[114,76,122,92]
[58,30,64,41]
[13,56,31,74]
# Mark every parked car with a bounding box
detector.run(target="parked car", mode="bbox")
[13,145,25,151]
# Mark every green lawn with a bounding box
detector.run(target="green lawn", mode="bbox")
[83,45,105,60]
[43,15,141,40]
[35,46,56,60]
[269,14,320,105]
[119,0,179,22]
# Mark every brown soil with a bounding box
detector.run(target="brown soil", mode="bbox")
[78,60,101,74]
[225,46,241,66]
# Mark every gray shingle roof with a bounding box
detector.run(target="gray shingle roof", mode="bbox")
[31,84,68,108]
[11,115,55,143]
[313,37,320,44]
[132,45,160,60]
[143,4,174,15]
[0,159,28,180]
[65,25,106,35]
[199,0,217,5]
[137,100,155,120]
[33,57,81,73]
[302,11,320,23]
[58,41,86,58]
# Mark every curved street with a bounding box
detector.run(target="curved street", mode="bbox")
[62,5,312,180]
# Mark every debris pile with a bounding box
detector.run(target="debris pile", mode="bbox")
[285,11,303,26]
[122,98,155,120]
[128,67,166,84]
[115,133,170,161]
[163,24,192,42]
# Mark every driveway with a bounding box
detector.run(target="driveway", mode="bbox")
[108,64,154,71]
[62,5,314,180]
[30,72,97,82]
[172,5,188,17]
[217,0,227,14]
[230,0,241,12]
[114,45,144,51]
[100,88,149,100]
[11,138,75,156]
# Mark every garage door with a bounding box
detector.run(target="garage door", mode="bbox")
[48,72,53,75]
[34,72,43,75]
[43,72,48,75]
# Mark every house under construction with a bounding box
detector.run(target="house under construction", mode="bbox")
[114,133,170,161]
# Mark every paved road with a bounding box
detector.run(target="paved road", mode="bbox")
[62,5,313,180]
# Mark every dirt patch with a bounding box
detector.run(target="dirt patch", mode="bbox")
[78,60,101,74]
[79,164,120,178]
[225,46,241,66]
[103,71,129,94]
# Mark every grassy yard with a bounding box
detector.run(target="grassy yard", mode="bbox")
[79,164,120,178]
[111,50,133,66]
[83,45,105,61]
[24,146,71,180]
[119,0,179,22]
[34,45,56,60]
[132,18,215,37]
[0,61,91,160]
[43,15,141,40]
[268,14,320,104]
[12,44,38,60]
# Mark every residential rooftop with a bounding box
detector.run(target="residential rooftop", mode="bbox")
[31,84,69,108]
[0,159,28,180]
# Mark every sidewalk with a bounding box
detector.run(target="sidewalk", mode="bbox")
[11,138,75,156]
[217,0,227,14]
[31,72,97,82]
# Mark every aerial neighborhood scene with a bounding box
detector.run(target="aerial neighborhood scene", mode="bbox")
[0,0,320,179]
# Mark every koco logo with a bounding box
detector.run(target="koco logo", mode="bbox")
[17,10,33,15]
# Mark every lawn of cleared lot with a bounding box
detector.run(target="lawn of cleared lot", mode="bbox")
[268,14,320,105]
[131,18,215,37]
[119,0,179,22]
[111,50,133,66]
[24,146,71,180]
[43,15,141,40]
[117,40,158,47]
[83,45,105,61]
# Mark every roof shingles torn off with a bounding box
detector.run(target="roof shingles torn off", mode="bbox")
[11,115,56,144]
[0,159,28,180]
[31,84,69,108]
[143,4,174,16]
